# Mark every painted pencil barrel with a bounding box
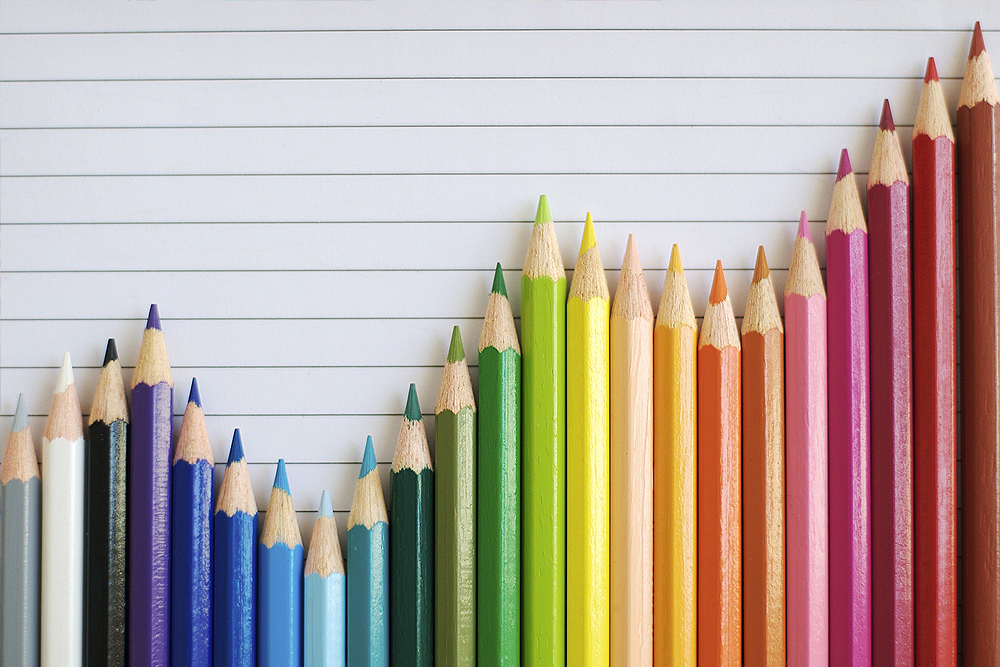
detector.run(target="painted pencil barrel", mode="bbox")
[390,466,434,666]
[1,477,41,666]
[213,511,257,666]
[171,458,214,665]
[347,522,389,667]
[305,571,346,667]
[259,542,305,665]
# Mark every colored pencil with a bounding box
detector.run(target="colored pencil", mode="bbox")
[435,326,477,666]
[477,264,521,667]
[2,393,41,666]
[171,377,215,666]
[214,429,258,667]
[347,436,389,667]
[520,194,567,667]
[390,383,434,667]
[653,244,697,667]
[912,56,957,667]
[260,459,304,666]
[697,261,741,666]
[41,352,85,667]
[84,340,128,667]
[566,213,610,667]
[827,149,872,666]
[741,246,785,667]
[867,99,914,666]
[784,213,829,666]
[958,22,1000,662]
[305,489,346,667]
[609,234,653,667]
[129,303,174,667]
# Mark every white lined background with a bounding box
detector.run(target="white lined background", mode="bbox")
[1,3,996,651]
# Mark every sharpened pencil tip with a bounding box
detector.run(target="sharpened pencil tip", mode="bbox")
[360,436,377,478]
[404,383,422,422]
[798,211,813,241]
[836,149,853,181]
[145,303,161,330]
[227,429,245,465]
[752,246,770,283]
[622,234,642,272]
[579,213,597,254]
[319,489,333,517]
[668,244,684,272]
[56,352,75,393]
[103,338,119,366]
[924,57,939,83]
[879,99,895,131]
[188,377,202,408]
[12,393,28,432]
[447,326,465,363]
[491,262,508,297]
[709,260,728,305]
[971,22,986,59]
[534,195,551,225]
[273,459,290,493]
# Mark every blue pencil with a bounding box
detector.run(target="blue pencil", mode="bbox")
[304,489,346,667]
[213,429,258,667]
[260,459,304,666]
[347,437,389,667]
[171,378,214,666]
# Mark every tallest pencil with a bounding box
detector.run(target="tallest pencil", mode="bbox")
[130,304,174,667]
[521,195,567,666]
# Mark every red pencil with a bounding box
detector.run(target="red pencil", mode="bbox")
[867,99,913,666]
[912,57,957,667]
[957,22,1000,662]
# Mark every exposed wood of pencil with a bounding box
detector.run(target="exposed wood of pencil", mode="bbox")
[520,194,567,666]
[85,340,129,667]
[305,490,346,667]
[912,56,958,667]
[41,352,86,667]
[653,244,697,667]
[566,214,610,667]
[741,246,785,667]
[478,265,521,667]
[826,150,872,666]
[2,393,41,666]
[697,262,742,666]
[784,213,829,666]
[958,23,1000,662]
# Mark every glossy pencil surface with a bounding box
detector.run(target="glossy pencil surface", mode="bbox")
[305,490,346,667]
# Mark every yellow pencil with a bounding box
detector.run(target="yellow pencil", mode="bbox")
[566,213,611,666]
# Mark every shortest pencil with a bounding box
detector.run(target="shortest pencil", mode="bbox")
[259,459,304,667]
[305,490,346,667]
[348,437,389,667]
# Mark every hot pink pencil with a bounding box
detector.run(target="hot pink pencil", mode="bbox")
[867,100,913,666]
[784,212,828,667]
[826,149,871,667]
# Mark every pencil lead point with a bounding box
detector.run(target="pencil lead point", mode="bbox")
[447,326,465,363]
[103,338,119,366]
[12,393,28,432]
[709,260,728,305]
[622,234,642,272]
[319,489,333,517]
[797,211,813,241]
[56,352,75,393]
[188,377,202,408]
[228,429,245,465]
[879,99,895,131]
[534,195,551,225]
[145,303,162,330]
[971,22,986,59]
[273,458,290,493]
[924,57,939,83]
[360,436,377,478]
[404,383,422,422]
[668,244,684,273]
[752,246,770,284]
[579,213,597,254]
[491,263,508,297]
[836,149,853,181]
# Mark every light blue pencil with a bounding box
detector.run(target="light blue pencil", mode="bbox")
[305,490,346,667]
[259,459,304,666]
[347,437,389,667]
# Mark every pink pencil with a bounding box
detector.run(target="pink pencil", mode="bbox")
[784,212,828,666]
[867,100,913,666]
[826,149,871,667]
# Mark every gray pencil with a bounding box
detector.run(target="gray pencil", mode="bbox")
[1,393,42,666]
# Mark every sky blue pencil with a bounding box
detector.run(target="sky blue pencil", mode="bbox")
[171,378,214,666]
[260,459,304,666]
[305,489,346,667]
[213,429,258,667]
[347,437,389,667]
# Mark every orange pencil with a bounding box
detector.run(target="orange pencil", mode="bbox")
[697,261,742,666]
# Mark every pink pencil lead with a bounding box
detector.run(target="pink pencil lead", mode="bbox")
[836,149,853,181]
[797,212,813,242]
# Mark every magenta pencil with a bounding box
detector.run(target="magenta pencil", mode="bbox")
[867,100,913,666]
[826,149,871,667]
[784,212,828,667]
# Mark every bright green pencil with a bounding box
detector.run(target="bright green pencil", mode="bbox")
[435,326,477,666]
[477,263,521,666]
[521,195,567,666]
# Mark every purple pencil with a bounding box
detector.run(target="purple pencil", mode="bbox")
[826,150,872,667]
[129,304,174,666]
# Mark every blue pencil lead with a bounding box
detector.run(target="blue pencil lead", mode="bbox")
[228,429,245,465]
[360,436,378,478]
[188,377,202,408]
[146,303,162,330]
[319,489,333,517]
[273,459,291,493]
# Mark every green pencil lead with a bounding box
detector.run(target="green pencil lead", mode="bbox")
[404,383,422,422]
[491,263,508,297]
[447,326,465,364]
[534,194,551,225]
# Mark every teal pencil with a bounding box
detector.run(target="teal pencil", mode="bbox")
[347,437,389,667]
[305,490,346,667]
